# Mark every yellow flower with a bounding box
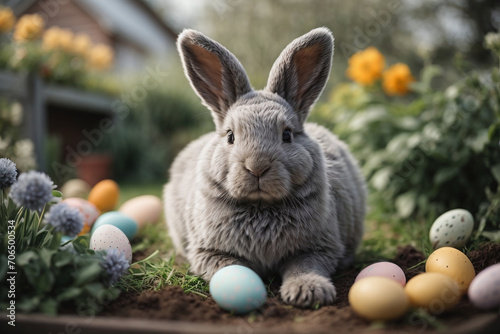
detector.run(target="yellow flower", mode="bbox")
[42,26,74,52]
[382,63,415,96]
[13,14,44,42]
[87,44,114,70]
[346,47,385,86]
[0,7,15,33]
[72,33,92,55]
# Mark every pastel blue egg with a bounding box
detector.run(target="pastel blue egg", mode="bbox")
[91,211,138,240]
[60,235,73,244]
[210,265,267,314]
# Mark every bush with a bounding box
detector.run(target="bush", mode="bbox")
[312,39,500,233]
[104,86,212,182]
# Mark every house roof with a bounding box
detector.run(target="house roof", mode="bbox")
[7,0,178,55]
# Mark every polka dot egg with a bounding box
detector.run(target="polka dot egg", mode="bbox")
[429,209,474,249]
[90,224,132,263]
[210,265,267,314]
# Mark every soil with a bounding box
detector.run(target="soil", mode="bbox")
[100,243,500,334]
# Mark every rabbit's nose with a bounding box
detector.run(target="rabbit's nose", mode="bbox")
[246,166,270,178]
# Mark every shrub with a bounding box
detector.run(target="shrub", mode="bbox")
[312,40,500,233]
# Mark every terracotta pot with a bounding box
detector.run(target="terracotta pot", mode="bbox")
[77,154,113,187]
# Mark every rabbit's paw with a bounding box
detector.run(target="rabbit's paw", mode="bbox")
[280,273,336,308]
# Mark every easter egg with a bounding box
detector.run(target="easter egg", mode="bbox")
[90,224,132,263]
[349,276,409,321]
[429,209,474,249]
[405,272,462,312]
[355,262,406,286]
[118,195,162,227]
[60,235,73,244]
[60,179,91,199]
[426,247,475,294]
[468,263,500,309]
[91,211,138,240]
[63,198,100,227]
[88,179,119,212]
[210,265,267,314]
[78,223,91,235]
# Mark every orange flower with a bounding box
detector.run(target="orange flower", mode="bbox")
[87,44,114,70]
[13,14,44,41]
[42,26,74,52]
[0,7,15,33]
[346,47,385,86]
[72,33,92,55]
[382,63,415,96]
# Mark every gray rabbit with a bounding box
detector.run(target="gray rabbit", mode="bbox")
[164,27,366,308]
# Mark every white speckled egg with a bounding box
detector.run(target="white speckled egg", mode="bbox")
[90,225,132,263]
[355,262,406,286]
[429,209,474,249]
[468,263,500,309]
[210,265,267,314]
[118,195,162,228]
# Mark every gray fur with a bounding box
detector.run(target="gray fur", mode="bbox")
[164,28,366,308]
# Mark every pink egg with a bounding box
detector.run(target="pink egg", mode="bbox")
[90,225,132,263]
[468,263,500,309]
[63,197,100,227]
[355,262,406,286]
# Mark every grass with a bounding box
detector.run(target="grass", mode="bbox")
[115,182,489,299]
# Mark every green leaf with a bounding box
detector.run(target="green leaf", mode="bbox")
[0,256,7,281]
[433,167,459,185]
[17,296,41,312]
[395,191,416,218]
[491,164,500,183]
[52,190,63,198]
[39,298,58,315]
[54,251,73,268]
[57,287,82,301]
[17,251,38,266]
[75,262,103,286]
[481,230,500,242]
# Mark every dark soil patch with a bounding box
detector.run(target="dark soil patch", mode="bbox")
[100,243,500,333]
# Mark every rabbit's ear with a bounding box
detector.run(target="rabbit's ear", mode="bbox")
[177,29,252,129]
[266,28,333,124]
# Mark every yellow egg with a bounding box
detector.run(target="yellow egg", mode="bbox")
[425,247,475,293]
[349,276,409,321]
[405,272,462,313]
[88,179,119,212]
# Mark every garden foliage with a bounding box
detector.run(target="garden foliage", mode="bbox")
[312,37,500,233]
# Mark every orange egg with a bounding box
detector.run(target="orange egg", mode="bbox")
[78,222,91,235]
[88,179,119,212]
[425,247,475,294]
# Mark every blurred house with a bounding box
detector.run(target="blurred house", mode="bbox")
[1,0,178,183]
[9,0,177,71]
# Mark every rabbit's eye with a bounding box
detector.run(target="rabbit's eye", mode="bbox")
[227,130,235,144]
[282,129,292,143]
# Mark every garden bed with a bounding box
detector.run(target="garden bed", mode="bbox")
[6,244,500,334]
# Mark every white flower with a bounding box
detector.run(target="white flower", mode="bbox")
[14,139,36,171]
[10,102,23,126]
[485,32,500,49]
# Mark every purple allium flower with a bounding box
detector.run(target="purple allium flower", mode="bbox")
[44,203,83,237]
[0,158,17,190]
[101,249,130,285]
[9,170,55,211]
